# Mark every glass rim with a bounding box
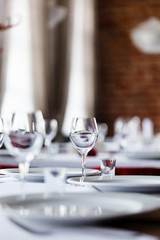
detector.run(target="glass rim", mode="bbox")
[100,158,116,161]
[71,117,96,120]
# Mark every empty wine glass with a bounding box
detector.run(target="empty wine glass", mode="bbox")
[69,117,98,181]
[114,117,129,151]
[43,118,58,153]
[97,123,108,143]
[4,111,44,181]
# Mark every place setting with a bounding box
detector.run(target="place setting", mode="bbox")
[67,156,160,193]
[66,117,160,194]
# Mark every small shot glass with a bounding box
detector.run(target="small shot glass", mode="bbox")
[100,158,116,179]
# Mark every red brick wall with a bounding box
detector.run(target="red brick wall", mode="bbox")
[95,0,160,136]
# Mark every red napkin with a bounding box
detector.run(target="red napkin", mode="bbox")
[88,148,97,156]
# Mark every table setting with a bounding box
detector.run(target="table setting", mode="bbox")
[0,113,159,239]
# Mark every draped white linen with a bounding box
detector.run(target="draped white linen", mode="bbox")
[0,0,95,140]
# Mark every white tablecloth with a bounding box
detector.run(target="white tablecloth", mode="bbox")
[1,150,160,169]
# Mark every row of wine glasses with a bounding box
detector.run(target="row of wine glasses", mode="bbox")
[0,111,58,181]
[0,114,98,183]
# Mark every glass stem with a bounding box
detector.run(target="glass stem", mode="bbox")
[19,161,30,182]
[82,153,87,178]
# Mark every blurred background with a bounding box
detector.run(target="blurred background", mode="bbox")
[0,0,160,140]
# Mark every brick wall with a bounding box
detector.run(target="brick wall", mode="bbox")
[95,0,160,136]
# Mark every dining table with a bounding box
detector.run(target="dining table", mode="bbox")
[0,142,160,240]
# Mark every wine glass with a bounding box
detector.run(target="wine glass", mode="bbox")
[69,117,98,181]
[4,111,44,181]
[114,117,129,152]
[43,118,58,153]
[97,123,108,143]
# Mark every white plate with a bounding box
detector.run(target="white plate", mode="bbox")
[67,175,160,193]
[0,168,100,181]
[0,192,160,224]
